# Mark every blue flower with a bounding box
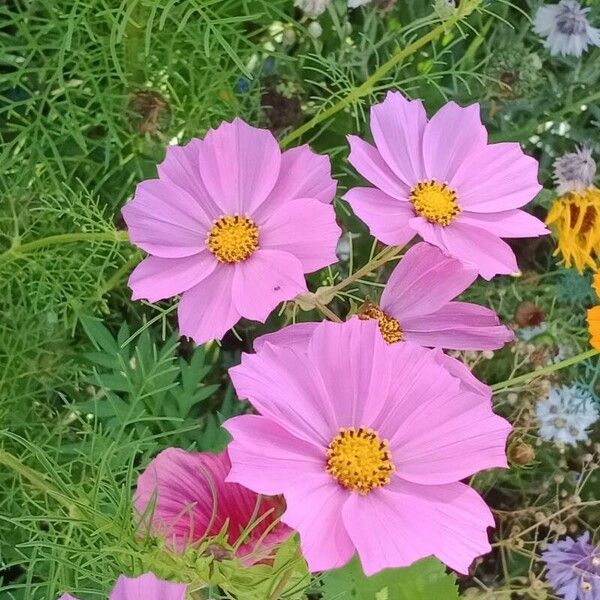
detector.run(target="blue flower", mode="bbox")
[542,532,600,600]
[536,384,599,446]
[554,146,596,195]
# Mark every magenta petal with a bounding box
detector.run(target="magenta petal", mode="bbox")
[225,415,325,495]
[341,488,439,576]
[253,322,318,353]
[422,102,487,182]
[109,573,186,600]
[157,140,222,219]
[178,266,239,344]
[440,222,519,279]
[402,302,514,350]
[347,135,410,199]
[259,198,340,272]
[343,480,494,576]
[122,179,210,258]
[370,91,427,186]
[451,142,542,213]
[380,242,477,320]
[458,209,549,238]
[232,250,306,322]
[280,472,355,572]
[196,118,282,215]
[229,343,337,446]
[259,144,336,209]
[391,386,510,484]
[343,187,417,246]
[128,254,216,303]
[307,319,392,428]
[135,448,289,557]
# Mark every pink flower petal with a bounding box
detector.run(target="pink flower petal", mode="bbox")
[343,480,494,576]
[225,415,325,495]
[458,209,549,238]
[390,386,510,484]
[259,198,340,272]
[343,187,417,246]
[232,250,306,322]
[178,266,239,344]
[371,344,461,441]
[196,118,282,215]
[128,254,217,303]
[422,102,487,182]
[340,487,442,576]
[157,140,222,219]
[280,472,355,572]
[229,343,337,446]
[307,319,392,428]
[253,322,318,353]
[370,91,427,186]
[380,242,477,320]
[402,302,514,350]
[347,135,410,199]
[437,353,491,398]
[439,222,519,280]
[451,142,542,213]
[257,144,336,215]
[58,595,79,600]
[109,573,187,600]
[122,179,211,258]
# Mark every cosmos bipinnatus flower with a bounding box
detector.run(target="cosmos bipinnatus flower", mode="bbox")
[534,0,600,58]
[542,532,600,600]
[553,146,596,195]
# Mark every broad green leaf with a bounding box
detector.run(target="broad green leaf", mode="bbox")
[321,556,459,600]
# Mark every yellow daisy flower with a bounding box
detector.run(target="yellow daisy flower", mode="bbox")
[545,187,600,272]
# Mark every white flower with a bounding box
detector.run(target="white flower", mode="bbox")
[348,0,372,7]
[536,385,599,446]
[534,0,600,57]
[295,0,330,17]
[553,146,597,194]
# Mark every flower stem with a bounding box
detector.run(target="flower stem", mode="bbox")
[280,0,481,148]
[0,231,129,267]
[491,348,599,393]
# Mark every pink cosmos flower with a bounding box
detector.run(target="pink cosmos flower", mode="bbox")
[135,448,290,562]
[122,118,341,345]
[359,242,513,349]
[225,319,511,575]
[59,572,186,600]
[345,92,548,279]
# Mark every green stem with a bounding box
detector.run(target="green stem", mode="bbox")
[491,348,599,393]
[0,231,129,267]
[280,0,481,147]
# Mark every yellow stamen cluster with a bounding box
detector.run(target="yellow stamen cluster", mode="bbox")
[326,427,395,494]
[410,180,461,226]
[358,301,403,344]
[545,187,600,272]
[207,215,259,263]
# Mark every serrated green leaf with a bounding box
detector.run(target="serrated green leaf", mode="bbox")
[321,556,459,600]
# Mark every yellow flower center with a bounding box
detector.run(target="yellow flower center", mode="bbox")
[207,215,259,263]
[358,301,403,344]
[326,427,395,495]
[410,180,461,226]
